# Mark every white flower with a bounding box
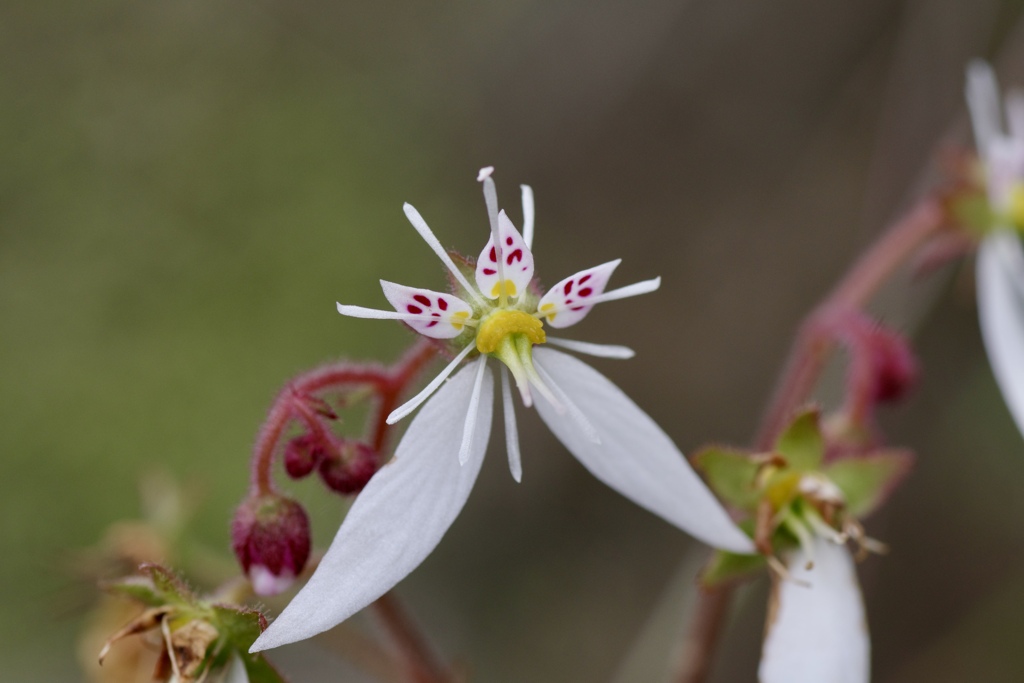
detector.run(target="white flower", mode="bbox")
[251,167,754,651]
[759,537,869,683]
[967,61,1024,438]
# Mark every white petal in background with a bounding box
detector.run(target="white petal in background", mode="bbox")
[222,654,250,683]
[531,348,754,554]
[251,363,495,651]
[759,538,869,683]
[977,232,1024,439]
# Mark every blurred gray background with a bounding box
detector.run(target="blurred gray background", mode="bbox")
[4,0,1024,680]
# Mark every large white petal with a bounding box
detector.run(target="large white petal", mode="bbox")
[759,539,869,683]
[977,232,1024,438]
[531,348,754,554]
[251,363,494,651]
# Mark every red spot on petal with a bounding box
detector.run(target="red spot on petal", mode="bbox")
[570,306,585,311]
[506,236,513,246]
[506,249,523,265]
[489,247,497,262]
[563,281,574,295]
[413,294,431,306]
[579,274,592,284]
[407,305,422,314]
[426,320,438,327]
[579,287,593,297]
[431,312,440,317]
[565,299,573,304]
[483,268,496,275]
[438,298,448,311]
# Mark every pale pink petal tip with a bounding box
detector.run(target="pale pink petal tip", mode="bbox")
[249,565,295,596]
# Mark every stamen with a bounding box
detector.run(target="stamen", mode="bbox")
[458,356,489,466]
[479,171,507,306]
[520,184,535,250]
[500,367,523,483]
[402,203,487,306]
[387,344,474,424]
[582,277,662,305]
[782,513,816,570]
[767,555,811,588]
[545,337,635,359]
[534,361,602,445]
[336,303,478,326]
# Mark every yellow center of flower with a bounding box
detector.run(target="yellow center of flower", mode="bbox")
[475,309,546,354]
[1009,183,1024,231]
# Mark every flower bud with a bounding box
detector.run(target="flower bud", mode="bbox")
[318,440,379,495]
[231,494,311,596]
[283,434,325,479]
[864,326,918,403]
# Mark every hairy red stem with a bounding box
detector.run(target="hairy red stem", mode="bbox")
[249,338,437,495]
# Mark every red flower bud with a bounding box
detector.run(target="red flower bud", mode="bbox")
[283,434,325,479]
[231,494,311,596]
[862,325,918,403]
[318,441,378,495]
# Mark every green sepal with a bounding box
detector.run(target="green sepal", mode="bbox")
[774,408,824,471]
[101,575,167,607]
[692,446,760,510]
[211,604,287,683]
[701,550,766,587]
[139,562,197,606]
[825,450,913,518]
[950,191,995,237]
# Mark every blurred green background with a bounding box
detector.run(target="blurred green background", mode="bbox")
[5,0,1024,681]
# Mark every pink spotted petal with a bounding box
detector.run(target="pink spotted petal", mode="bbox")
[380,281,474,339]
[475,210,535,300]
[537,260,620,329]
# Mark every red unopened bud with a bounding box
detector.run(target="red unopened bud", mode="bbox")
[283,434,326,479]
[231,494,310,596]
[318,441,378,495]
[864,326,918,403]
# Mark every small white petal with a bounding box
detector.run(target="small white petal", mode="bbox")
[537,260,621,329]
[476,211,535,301]
[459,357,490,465]
[966,59,1004,157]
[977,232,1024,438]
[387,345,474,424]
[251,363,494,651]
[521,184,535,250]
[532,348,754,553]
[546,337,635,359]
[402,203,486,305]
[477,166,494,181]
[759,539,869,683]
[223,654,249,683]
[379,281,475,339]
[501,367,523,482]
